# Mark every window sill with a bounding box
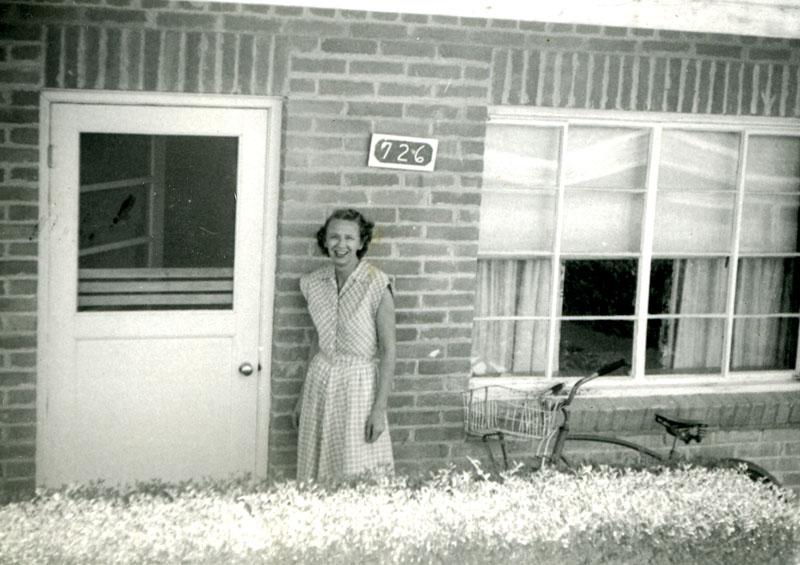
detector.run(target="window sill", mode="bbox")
[470,372,800,396]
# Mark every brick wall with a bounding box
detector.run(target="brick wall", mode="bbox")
[0,0,798,497]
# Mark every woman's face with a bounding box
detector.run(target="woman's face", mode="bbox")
[324,218,363,270]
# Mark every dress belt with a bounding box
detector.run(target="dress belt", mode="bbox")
[316,351,376,369]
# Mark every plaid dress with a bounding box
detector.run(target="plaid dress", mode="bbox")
[297,260,394,482]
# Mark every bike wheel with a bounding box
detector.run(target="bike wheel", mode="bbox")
[716,457,782,487]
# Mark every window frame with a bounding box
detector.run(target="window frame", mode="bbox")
[474,106,800,387]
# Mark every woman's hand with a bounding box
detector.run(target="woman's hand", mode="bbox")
[365,405,387,443]
[292,396,303,430]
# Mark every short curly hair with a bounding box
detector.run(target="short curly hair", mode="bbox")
[316,208,375,259]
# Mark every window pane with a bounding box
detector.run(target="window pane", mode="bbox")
[648,258,728,315]
[483,124,560,189]
[557,321,633,376]
[659,130,739,191]
[646,318,724,374]
[78,134,238,311]
[745,136,800,192]
[735,258,799,315]
[478,190,555,253]
[472,259,551,375]
[474,259,552,317]
[565,127,649,189]
[731,318,798,371]
[739,194,799,253]
[80,134,151,185]
[562,259,637,316]
[561,191,643,253]
[472,320,549,376]
[653,192,735,253]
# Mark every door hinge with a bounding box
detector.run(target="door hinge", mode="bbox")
[47,144,54,169]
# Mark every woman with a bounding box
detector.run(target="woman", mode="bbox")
[293,208,396,482]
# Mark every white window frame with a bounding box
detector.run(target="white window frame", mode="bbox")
[472,106,800,394]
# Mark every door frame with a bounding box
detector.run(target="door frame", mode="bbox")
[37,89,282,482]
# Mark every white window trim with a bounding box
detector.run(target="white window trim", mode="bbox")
[474,106,800,393]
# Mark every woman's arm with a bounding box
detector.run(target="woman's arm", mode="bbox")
[366,287,396,443]
[292,330,318,430]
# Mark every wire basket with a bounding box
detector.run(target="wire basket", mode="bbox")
[462,385,563,456]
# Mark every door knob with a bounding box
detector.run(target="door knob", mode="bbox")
[238,362,254,376]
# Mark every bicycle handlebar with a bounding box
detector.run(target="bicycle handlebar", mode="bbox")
[562,358,628,406]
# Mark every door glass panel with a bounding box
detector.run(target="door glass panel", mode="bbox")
[78,134,238,311]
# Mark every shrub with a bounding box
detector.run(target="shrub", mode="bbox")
[0,465,797,564]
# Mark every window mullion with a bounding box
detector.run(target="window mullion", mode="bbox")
[633,126,662,381]
[546,124,568,378]
[722,132,749,377]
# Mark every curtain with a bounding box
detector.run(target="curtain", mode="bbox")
[665,259,727,371]
[731,258,794,369]
[471,260,554,375]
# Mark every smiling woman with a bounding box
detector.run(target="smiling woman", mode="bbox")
[292,209,397,482]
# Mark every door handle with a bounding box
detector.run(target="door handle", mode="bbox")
[238,362,254,376]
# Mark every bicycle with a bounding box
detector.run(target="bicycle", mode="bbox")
[462,359,781,486]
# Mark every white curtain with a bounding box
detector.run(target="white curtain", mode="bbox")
[471,260,554,375]
[731,258,794,370]
[664,259,727,371]
[665,257,795,371]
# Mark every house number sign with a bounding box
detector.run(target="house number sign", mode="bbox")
[367,134,438,172]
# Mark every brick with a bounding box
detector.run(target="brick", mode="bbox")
[0,409,35,424]
[642,41,691,53]
[344,172,399,186]
[8,206,37,221]
[321,38,377,55]
[0,70,40,86]
[586,38,637,53]
[409,63,461,79]
[284,171,341,185]
[7,389,35,405]
[86,7,146,23]
[376,82,429,97]
[696,43,743,58]
[396,310,446,325]
[393,443,449,460]
[319,79,374,96]
[395,275,449,292]
[380,41,436,58]
[10,46,42,62]
[438,43,493,63]
[292,57,347,74]
[347,101,402,117]
[221,15,281,33]
[350,23,407,39]
[313,118,370,134]
[431,191,480,206]
[0,372,35,387]
[287,100,345,115]
[156,12,220,28]
[283,19,346,36]
[422,293,474,308]
[415,426,464,442]
[0,148,38,163]
[435,84,488,98]
[749,48,791,61]
[389,411,439,426]
[415,391,463,406]
[0,24,42,42]
[398,208,453,223]
[349,60,404,74]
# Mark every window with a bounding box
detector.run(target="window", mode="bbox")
[472,108,800,379]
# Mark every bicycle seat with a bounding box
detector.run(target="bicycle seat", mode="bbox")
[654,413,707,444]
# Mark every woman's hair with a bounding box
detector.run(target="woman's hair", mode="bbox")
[316,208,375,259]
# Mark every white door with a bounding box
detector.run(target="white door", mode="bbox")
[37,92,280,486]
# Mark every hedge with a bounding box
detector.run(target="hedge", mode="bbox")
[0,464,798,564]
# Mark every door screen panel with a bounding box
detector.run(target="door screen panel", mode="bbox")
[78,134,238,311]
